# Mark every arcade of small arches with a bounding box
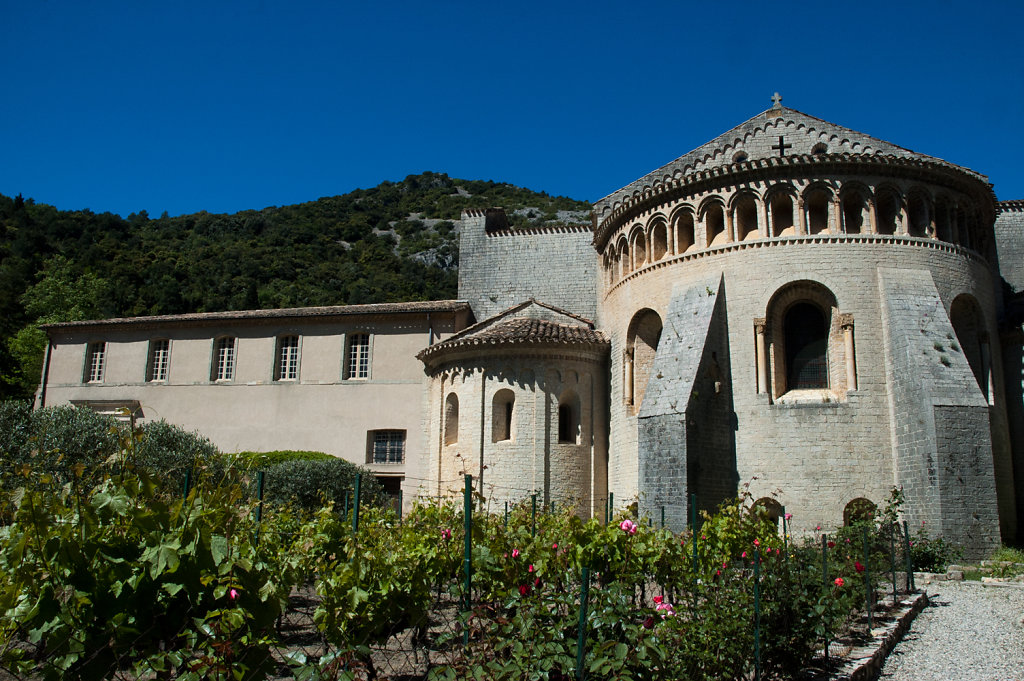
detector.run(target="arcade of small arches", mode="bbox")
[601,179,986,286]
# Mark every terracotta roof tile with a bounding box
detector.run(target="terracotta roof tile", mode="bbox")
[419,317,608,362]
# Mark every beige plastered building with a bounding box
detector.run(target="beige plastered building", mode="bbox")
[40,100,1024,554]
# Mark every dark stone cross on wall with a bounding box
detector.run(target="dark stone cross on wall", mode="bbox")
[772,136,792,157]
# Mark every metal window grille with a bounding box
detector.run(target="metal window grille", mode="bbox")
[148,340,169,382]
[372,430,405,464]
[276,336,299,381]
[214,338,236,381]
[85,342,105,383]
[347,334,370,379]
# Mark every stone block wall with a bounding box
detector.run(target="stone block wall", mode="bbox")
[458,210,598,321]
[601,236,1005,536]
[878,267,1000,557]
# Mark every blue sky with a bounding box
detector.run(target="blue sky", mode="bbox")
[2,0,1022,218]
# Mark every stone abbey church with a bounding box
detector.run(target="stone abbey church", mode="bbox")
[40,99,1024,554]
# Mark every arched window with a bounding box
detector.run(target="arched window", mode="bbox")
[734,194,759,241]
[875,187,901,235]
[753,497,784,530]
[444,392,459,445]
[769,192,795,237]
[703,203,726,247]
[649,219,668,262]
[844,498,877,526]
[492,389,515,442]
[626,309,663,411]
[618,238,631,275]
[674,211,695,253]
[907,190,931,237]
[632,229,647,269]
[765,281,843,399]
[558,390,581,444]
[841,191,866,234]
[804,188,831,235]
[784,303,829,390]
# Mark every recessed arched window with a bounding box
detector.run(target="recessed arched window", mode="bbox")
[626,309,663,411]
[843,498,877,526]
[950,294,987,395]
[769,191,795,237]
[784,302,829,390]
[674,211,695,253]
[753,497,784,530]
[734,194,759,241]
[804,187,831,235]
[811,142,828,156]
[444,392,459,445]
[649,219,668,262]
[704,203,726,247]
[841,191,866,234]
[732,150,748,163]
[492,389,515,442]
[558,390,581,444]
[876,187,901,235]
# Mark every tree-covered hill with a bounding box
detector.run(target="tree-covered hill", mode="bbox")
[0,171,590,399]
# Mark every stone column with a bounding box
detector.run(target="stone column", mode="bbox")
[796,197,805,236]
[899,204,909,235]
[867,199,878,234]
[831,196,841,234]
[725,207,734,243]
[759,200,769,238]
[754,318,768,395]
[839,314,857,391]
[624,349,634,405]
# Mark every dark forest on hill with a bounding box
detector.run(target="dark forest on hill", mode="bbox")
[0,172,589,399]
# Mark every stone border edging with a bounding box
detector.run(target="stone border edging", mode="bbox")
[831,592,929,681]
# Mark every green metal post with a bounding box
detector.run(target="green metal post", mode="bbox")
[781,505,788,555]
[822,534,829,667]
[608,492,614,523]
[255,471,265,544]
[690,493,698,610]
[343,489,349,520]
[183,469,191,498]
[352,474,361,537]
[576,567,591,681]
[903,520,914,592]
[398,489,403,523]
[504,501,508,529]
[463,474,473,648]
[660,505,665,529]
[754,547,761,681]
[863,525,872,630]
[551,500,556,515]
[531,493,537,536]
[890,523,897,605]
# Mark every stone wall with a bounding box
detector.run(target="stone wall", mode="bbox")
[421,353,608,518]
[458,210,598,321]
[878,267,1000,557]
[601,235,1004,536]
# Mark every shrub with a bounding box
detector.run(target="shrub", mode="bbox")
[232,450,333,468]
[262,457,385,514]
[0,405,122,488]
[133,420,224,494]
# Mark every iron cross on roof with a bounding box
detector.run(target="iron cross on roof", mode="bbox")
[772,136,792,156]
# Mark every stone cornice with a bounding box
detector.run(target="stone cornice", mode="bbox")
[593,153,997,251]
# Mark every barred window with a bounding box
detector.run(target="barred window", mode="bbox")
[147,339,170,382]
[369,430,405,464]
[274,335,299,381]
[84,342,106,383]
[346,333,370,379]
[212,337,236,382]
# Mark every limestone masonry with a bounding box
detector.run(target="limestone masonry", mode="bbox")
[39,99,1024,554]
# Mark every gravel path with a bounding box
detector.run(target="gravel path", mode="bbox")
[879,582,1024,681]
